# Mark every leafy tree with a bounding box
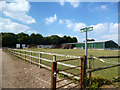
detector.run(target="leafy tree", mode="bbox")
[2,32,78,47]
[43,37,52,45]
[30,33,43,45]
[87,39,95,41]
[2,33,16,47]
[35,34,44,45]
[72,37,78,43]
[61,35,75,43]
[50,35,61,45]
[30,33,36,44]
[84,39,95,42]
[17,32,30,44]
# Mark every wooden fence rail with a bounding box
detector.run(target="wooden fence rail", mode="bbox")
[88,55,120,86]
[97,56,120,58]
[87,63,120,73]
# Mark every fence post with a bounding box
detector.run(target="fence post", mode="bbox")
[25,51,26,61]
[20,50,21,57]
[13,50,14,54]
[39,53,42,68]
[14,50,17,56]
[51,55,57,90]
[30,52,32,64]
[89,55,92,87]
[80,56,87,89]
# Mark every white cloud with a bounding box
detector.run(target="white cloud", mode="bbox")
[109,23,118,33]
[101,34,118,42]
[74,23,86,31]
[0,0,36,24]
[59,19,86,31]
[88,4,108,12]
[59,0,64,6]
[65,19,73,28]
[55,34,63,37]
[27,30,37,34]
[59,0,79,8]
[0,1,6,11]
[59,19,63,24]
[67,0,79,8]
[92,23,118,43]
[100,5,107,10]
[0,18,36,33]
[45,14,57,24]
[92,23,108,35]
[58,18,118,42]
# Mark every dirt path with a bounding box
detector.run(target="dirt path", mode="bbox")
[2,50,51,88]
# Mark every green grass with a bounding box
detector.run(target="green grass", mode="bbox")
[11,48,119,87]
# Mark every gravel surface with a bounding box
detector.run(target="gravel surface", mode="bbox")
[2,50,78,89]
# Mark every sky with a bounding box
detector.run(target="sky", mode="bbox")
[0,0,118,44]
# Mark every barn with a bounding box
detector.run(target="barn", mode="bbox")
[62,40,118,50]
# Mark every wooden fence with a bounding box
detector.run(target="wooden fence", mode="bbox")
[51,55,87,89]
[88,55,120,86]
[7,48,87,89]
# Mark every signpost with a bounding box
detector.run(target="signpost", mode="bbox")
[80,26,93,88]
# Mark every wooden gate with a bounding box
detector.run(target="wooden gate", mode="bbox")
[51,56,87,89]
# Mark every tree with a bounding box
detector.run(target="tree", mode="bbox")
[61,35,74,44]
[30,33,36,44]
[2,33,16,47]
[30,33,43,45]
[50,35,61,45]
[72,37,77,43]
[43,37,52,45]
[2,32,78,47]
[83,39,95,42]
[17,32,30,44]
[34,34,44,45]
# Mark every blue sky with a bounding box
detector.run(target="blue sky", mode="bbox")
[0,0,118,43]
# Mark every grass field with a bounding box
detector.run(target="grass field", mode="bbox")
[15,48,119,87]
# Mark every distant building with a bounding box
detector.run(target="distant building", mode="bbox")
[62,40,118,50]
[16,44,20,49]
[16,44,27,49]
[37,45,54,49]
[27,44,37,48]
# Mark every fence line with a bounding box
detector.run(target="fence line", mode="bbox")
[97,56,120,58]
[92,56,120,64]
[10,48,81,80]
[87,63,120,73]
[9,49,81,68]
[88,55,120,86]
[9,49,81,58]
[10,50,51,69]
[7,48,86,89]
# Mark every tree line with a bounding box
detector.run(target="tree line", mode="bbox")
[2,32,77,47]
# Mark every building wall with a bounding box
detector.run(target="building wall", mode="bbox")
[74,42,104,49]
[105,41,118,49]
[62,40,118,49]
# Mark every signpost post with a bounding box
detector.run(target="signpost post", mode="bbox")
[80,26,93,88]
